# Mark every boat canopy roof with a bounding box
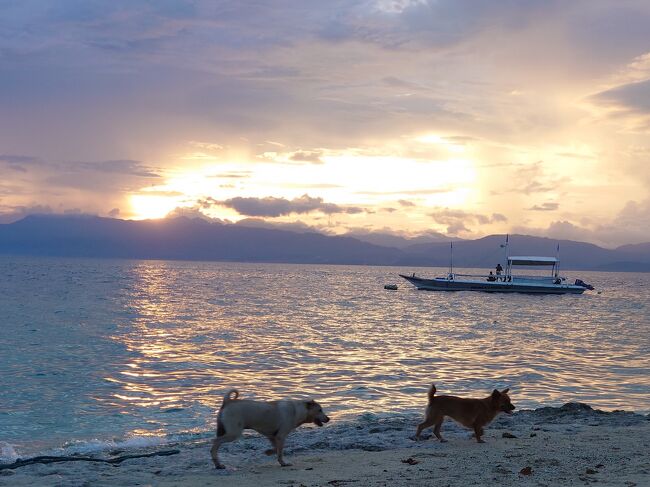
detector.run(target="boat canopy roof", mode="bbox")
[508,256,558,266]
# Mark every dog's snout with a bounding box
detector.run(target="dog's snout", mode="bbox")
[323,415,330,423]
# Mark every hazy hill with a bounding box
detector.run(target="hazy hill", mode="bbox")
[342,229,455,249]
[0,215,649,271]
[400,234,625,270]
[0,215,404,265]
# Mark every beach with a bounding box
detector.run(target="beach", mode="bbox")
[2,403,649,486]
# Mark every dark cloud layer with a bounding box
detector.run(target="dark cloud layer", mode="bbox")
[210,194,363,217]
[590,78,650,123]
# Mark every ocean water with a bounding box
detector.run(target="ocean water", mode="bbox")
[1,256,649,461]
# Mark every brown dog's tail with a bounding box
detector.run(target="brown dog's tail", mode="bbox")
[222,389,239,406]
[428,384,436,403]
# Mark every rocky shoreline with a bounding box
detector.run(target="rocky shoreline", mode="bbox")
[2,403,649,486]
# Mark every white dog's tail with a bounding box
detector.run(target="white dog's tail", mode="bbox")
[223,389,239,405]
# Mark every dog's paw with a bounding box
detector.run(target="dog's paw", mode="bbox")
[214,464,226,470]
[439,438,448,443]
[280,462,293,467]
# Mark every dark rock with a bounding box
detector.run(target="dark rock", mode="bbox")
[502,432,517,438]
[586,468,597,474]
[401,458,419,465]
[520,466,533,476]
[561,403,593,412]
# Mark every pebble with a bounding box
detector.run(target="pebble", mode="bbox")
[520,466,533,476]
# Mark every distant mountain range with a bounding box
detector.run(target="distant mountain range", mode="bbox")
[1,215,649,272]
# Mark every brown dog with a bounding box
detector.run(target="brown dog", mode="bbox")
[415,384,515,443]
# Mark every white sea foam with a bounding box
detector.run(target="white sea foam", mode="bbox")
[57,435,175,456]
[0,441,19,462]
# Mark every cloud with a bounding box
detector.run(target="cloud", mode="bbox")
[81,159,161,178]
[528,202,559,211]
[0,154,40,164]
[493,161,569,196]
[166,206,229,222]
[590,79,650,112]
[589,78,650,130]
[0,204,53,224]
[288,150,324,164]
[514,198,650,247]
[42,159,162,192]
[209,171,252,179]
[259,149,325,165]
[0,154,43,172]
[208,194,364,217]
[398,199,416,207]
[429,208,508,235]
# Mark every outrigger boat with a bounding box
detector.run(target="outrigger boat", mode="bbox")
[399,238,594,294]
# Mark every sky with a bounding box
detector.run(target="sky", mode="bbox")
[1,0,650,248]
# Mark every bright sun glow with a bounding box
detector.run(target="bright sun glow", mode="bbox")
[126,147,479,227]
[129,194,184,220]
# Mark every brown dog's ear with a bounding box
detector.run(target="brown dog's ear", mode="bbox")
[501,388,510,394]
[305,399,316,408]
[491,389,501,401]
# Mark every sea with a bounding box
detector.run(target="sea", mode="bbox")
[1,256,649,462]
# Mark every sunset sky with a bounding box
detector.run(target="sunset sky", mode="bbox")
[1,0,649,247]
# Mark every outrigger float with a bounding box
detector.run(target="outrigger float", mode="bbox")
[399,237,594,295]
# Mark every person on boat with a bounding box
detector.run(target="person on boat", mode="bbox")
[495,263,503,281]
[487,271,496,282]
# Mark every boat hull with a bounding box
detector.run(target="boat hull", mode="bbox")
[399,274,586,294]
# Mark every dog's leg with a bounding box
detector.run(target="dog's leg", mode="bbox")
[275,435,291,467]
[211,424,240,469]
[433,416,447,442]
[415,417,435,440]
[473,423,485,443]
[264,435,277,456]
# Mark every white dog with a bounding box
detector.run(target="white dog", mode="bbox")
[211,389,330,468]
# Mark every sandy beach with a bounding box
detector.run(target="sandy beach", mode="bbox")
[2,403,648,487]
